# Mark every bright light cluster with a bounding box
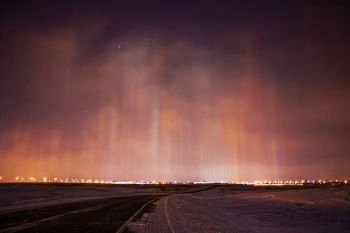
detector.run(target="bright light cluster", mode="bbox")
[0,176,348,186]
[235,179,348,186]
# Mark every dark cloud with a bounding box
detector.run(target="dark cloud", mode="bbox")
[0,0,350,181]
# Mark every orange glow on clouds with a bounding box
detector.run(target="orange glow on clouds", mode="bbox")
[1,16,350,182]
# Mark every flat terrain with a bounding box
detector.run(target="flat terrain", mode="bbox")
[0,184,349,233]
[131,185,350,233]
[0,195,156,233]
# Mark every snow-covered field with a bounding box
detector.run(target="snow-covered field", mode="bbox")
[0,183,207,215]
[132,185,350,233]
[1,184,349,232]
[0,184,165,214]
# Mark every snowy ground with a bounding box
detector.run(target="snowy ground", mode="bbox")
[1,184,349,232]
[0,184,130,213]
[0,183,205,214]
[130,185,350,233]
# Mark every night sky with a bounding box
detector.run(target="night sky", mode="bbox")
[0,0,349,181]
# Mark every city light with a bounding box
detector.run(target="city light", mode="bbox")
[0,176,348,186]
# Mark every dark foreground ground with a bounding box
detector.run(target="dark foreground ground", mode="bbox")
[0,195,157,233]
[0,183,349,233]
[0,183,207,233]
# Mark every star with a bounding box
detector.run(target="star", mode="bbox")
[115,41,122,49]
